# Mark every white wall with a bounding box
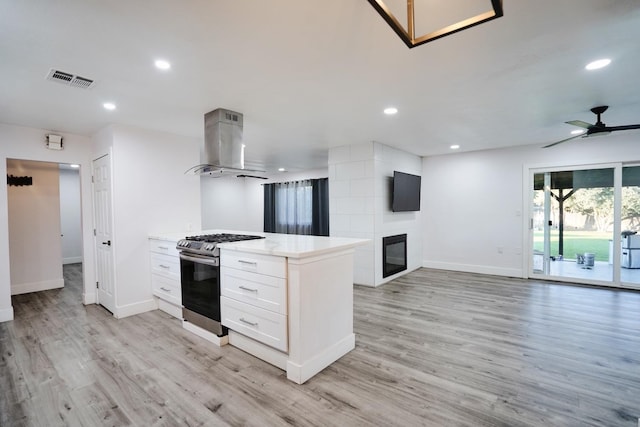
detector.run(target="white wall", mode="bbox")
[59,167,83,264]
[7,159,63,294]
[329,142,422,287]
[201,169,328,232]
[0,123,95,322]
[422,134,640,277]
[97,125,201,317]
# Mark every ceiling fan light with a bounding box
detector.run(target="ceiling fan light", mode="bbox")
[571,129,585,135]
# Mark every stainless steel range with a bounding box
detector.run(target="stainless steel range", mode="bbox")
[176,233,264,336]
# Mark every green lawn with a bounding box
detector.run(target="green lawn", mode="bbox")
[533,231,611,262]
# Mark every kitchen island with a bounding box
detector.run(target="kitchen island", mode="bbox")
[149,230,368,384]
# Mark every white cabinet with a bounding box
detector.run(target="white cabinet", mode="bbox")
[149,238,181,317]
[221,250,287,278]
[221,250,288,352]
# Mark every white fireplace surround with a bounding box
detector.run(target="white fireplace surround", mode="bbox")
[328,142,422,287]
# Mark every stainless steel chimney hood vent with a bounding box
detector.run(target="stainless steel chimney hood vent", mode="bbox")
[185,108,264,176]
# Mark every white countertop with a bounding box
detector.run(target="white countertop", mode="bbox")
[149,230,369,259]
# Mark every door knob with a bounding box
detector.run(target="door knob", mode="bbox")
[102,240,111,246]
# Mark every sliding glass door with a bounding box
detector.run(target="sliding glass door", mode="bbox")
[621,166,640,285]
[530,166,616,283]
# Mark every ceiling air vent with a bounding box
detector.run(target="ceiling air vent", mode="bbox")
[46,68,95,89]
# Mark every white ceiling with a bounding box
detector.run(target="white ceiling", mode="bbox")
[1,0,640,172]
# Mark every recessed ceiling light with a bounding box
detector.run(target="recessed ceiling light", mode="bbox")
[571,129,585,135]
[450,144,460,150]
[70,164,80,168]
[103,102,116,111]
[383,107,398,115]
[154,59,171,70]
[278,168,286,172]
[585,58,611,70]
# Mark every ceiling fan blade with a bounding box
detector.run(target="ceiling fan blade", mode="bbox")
[565,120,593,129]
[605,124,640,132]
[543,134,583,148]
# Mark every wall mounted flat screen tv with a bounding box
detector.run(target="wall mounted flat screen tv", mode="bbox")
[392,171,421,212]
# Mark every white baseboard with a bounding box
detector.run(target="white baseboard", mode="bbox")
[287,333,355,384]
[11,278,64,295]
[422,260,522,278]
[63,257,83,265]
[0,306,14,322]
[114,299,157,319]
[83,291,96,305]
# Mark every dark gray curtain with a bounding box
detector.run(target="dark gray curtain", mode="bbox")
[263,178,329,236]
[311,178,329,236]
[263,183,276,233]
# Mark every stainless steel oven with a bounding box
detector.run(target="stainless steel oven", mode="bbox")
[179,252,226,336]
[176,233,265,337]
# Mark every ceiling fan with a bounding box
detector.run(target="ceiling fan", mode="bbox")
[544,105,640,148]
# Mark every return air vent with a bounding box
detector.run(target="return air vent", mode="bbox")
[46,69,95,89]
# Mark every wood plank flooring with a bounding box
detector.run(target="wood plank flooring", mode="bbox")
[1,265,639,426]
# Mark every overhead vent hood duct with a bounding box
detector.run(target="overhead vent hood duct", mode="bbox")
[186,108,264,176]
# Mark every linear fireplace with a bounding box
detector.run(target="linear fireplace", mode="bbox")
[383,234,407,278]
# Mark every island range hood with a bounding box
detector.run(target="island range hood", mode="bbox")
[186,108,263,176]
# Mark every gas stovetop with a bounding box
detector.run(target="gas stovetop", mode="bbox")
[176,233,265,257]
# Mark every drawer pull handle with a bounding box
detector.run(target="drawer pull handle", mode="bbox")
[158,246,169,250]
[160,287,171,292]
[238,260,258,266]
[159,264,170,269]
[239,318,258,327]
[239,285,258,292]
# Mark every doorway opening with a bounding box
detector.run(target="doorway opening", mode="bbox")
[6,159,84,297]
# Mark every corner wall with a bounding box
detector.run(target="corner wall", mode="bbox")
[104,125,202,317]
[329,142,422,287]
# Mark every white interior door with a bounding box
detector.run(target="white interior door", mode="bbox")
[93,154,116,313]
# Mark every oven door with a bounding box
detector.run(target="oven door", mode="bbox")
[179,252,222,326]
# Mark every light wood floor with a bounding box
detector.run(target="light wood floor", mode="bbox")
[1,265,639,426]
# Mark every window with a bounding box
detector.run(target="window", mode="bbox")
[264,178,329,236]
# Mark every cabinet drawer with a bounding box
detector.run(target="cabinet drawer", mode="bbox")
[150,253,180,279]
[152,274,181,306]
[221,267,287,315]
[221,296,288,352]
[149,239,179,257]
[221,250,287,278]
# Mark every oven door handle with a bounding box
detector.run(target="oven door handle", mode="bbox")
[179,252,220,266]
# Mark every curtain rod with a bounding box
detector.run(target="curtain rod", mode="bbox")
[261,177,328,186]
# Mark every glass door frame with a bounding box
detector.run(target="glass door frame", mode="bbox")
[526,162,623,286]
